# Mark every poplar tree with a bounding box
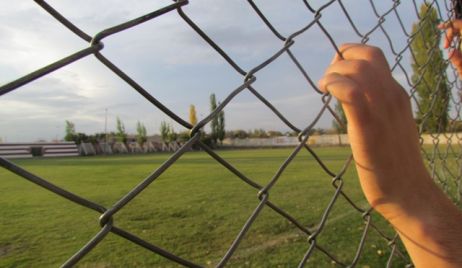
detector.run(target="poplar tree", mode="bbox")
[411,3,449,133]
[116,117,127,143]
[189,105,198,126]
[217,104,225,144]
[136,121,147,146]
[332,101,347,134]
[64,120,76,141]
[210,93,219,144]
[160,121,169,145]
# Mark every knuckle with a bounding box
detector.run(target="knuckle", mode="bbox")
[351,59,371,74]
[338,43,353,51]
[338,43,362,55]
[365,45,385,60]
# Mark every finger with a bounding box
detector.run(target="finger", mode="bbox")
[450,49,462,69]
[326,43,366,66]
[318,73,370,126]
[327,47,347,66]
[318,72,364,104]
[328,43,361,65]
[336,43,390,71]
[321,58,379,95]
[447,49,462,78]
[444,26,455,48]
[437,22,448,30]
[439,20,462,48]
[438,20,462,30]
[438,20,453,30]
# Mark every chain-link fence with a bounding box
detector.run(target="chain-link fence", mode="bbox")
[1,0,461,267]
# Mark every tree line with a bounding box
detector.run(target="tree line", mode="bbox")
[64,117,149,146]
[157,93,225,148]
[64,93,228,147]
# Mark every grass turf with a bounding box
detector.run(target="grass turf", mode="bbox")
[0,147,409,267]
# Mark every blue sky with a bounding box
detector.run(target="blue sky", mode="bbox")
[0,0,446,142]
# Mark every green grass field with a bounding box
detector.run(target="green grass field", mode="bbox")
[0,147,409,267]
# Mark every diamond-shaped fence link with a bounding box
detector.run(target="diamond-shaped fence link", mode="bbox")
[1,0,461,267]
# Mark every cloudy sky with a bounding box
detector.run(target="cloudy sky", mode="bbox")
[0,0,446,142]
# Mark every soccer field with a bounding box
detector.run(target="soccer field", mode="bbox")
[0,148,407,267]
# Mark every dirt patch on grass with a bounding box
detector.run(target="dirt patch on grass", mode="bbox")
[0,244,13,257]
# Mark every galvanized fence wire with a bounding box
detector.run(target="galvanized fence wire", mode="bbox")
[0,0,461,267]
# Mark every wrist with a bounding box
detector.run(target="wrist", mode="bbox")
[357,158,432,221]
[374,170,440,223]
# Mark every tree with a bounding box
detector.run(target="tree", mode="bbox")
[160,121,170,145]
[160,121,178,146]
[136,121,147,146]
[226,130,248,139]
[250,129,268,138]
[199,133,215,147]
[267,130,283,137]
[332,100,347,134]
[313,128,326,135]
[217,103,225,145]
[72,133,88,145]
[116,117,127,143]
[411,3,450,133]
[64,120,76,141]
[284,131,298,137]
[177,131,191,143]
[189,105,198,126]
[167,125,178,144]
[210,93,219,145]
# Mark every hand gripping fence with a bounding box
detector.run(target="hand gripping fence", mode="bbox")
[1,0,461,267]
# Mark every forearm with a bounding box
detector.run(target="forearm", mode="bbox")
[319,43,462,267]
[374,169,462,268]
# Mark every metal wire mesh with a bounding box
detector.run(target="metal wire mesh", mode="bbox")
[1,0,461,267]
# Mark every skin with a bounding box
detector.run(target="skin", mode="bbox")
[439,20,462,76]
[318,43,462,268]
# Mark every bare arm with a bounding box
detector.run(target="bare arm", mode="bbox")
[318,43,462,268]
